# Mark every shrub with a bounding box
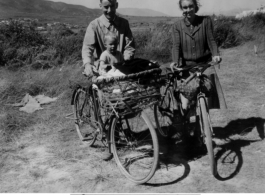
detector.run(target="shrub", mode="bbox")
[50,34,83,62]
[134,22,172,62]
[241,12,265,30]
[0,20,47,48]
[1,14,265,68]
[212,15,243,48]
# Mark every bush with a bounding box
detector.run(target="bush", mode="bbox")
[1,14,265,68]
[134,22,172,62]
[241,13,265,30]
[0,20,47,48]
[50,34,83,62]
[0,20,84,68]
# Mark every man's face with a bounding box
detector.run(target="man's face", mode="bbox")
[100,0,118,20]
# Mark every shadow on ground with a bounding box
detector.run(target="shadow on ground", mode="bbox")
[213,117,265,140]
[148,117,265,185]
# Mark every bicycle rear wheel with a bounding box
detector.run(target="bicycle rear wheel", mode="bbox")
[198,97,217,176]
[73,87,97,146]
[111,111,159,184]
[154,86,175,137]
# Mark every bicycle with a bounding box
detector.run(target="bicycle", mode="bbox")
[71,68,162,184]
[154,62,218,176]
[71,77,108,146]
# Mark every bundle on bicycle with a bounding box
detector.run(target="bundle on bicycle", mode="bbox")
[155,62,226,176]
[72,66,163,184]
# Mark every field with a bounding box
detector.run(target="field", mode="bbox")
[0,14,265,192]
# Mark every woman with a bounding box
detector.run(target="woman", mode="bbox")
[171,0,227,115]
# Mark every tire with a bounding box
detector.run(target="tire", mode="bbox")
[111,111,159,184]
[198,97,217,176]
[154,86,175,137]
[73,87,97,146]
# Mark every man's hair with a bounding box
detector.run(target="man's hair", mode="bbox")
[179,0,201,13]
[104,32,118,43]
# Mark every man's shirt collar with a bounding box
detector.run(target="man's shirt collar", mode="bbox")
[99,14,119,28]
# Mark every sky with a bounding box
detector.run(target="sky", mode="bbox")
[49,0,265,16]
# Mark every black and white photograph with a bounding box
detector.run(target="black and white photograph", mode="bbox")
[0,0,265,193]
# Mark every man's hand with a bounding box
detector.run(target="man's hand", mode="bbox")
[83,63,96,76]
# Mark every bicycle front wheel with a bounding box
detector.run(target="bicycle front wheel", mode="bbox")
[154,86,175,137]
[111,111,159,184]
[198,97,217,176]
[73,87,97,146]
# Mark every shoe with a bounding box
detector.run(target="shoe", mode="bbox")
[102,152,113,161]
[171,131,182,140]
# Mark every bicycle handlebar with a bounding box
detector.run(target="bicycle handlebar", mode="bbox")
[177,62,219,85]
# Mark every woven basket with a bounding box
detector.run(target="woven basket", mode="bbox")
[95,68,162,116]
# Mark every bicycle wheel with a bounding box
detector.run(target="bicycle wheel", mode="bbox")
[198,97,217,176]
[73,87,97,145]
[111,111,159,184]
[154,86,175,137]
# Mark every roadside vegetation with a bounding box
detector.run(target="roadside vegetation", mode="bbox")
[0,13,265,193]
[0,13,264,70]
[0,13,264,145]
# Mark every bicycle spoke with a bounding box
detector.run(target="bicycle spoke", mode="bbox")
[73,88,98,145]
[111,112,159,184]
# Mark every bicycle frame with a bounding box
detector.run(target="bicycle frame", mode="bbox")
[88,85,113,148]
[158,63,215,125]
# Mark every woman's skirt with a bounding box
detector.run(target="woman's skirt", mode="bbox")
[204,65,227,110]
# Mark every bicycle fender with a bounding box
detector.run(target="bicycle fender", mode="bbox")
[71,86,81,105]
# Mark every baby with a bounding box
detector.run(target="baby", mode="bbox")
[98,32,126,78]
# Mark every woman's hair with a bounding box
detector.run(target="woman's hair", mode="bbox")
[179,0,201,13]
[104,32,118,43]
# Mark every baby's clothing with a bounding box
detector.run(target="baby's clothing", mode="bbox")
[99,50,123,73]
[98,50,125,79]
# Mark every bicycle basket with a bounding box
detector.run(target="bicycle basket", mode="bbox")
[94,68,162,116]
[177,74,214,100]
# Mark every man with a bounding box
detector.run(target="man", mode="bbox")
[82,0,135,76]
[82,0,135,161]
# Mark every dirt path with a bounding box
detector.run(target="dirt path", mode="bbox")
[1,44,265,193]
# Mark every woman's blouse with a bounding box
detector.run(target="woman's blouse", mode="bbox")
[172,16,219,65]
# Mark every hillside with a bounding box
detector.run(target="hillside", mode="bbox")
[0,43,265,193]
[1,9,265,192]
[118,8,168,17]
[0,0,173,25]
[0,0,102,25]
[0,0,101,16]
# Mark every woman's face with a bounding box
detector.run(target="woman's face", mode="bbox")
[181,0,196,19]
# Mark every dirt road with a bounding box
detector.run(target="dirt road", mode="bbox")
[0,44,265,193]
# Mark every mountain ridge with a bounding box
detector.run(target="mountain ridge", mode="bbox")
[117,8,168,17]
[0,0,102,16]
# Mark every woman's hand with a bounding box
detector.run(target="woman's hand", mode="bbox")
[170,62,180,72]
[124,50,134,61]
[212,56,222,63]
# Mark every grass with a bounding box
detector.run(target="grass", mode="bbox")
[1,12,264,156]
[0,13,265,192]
